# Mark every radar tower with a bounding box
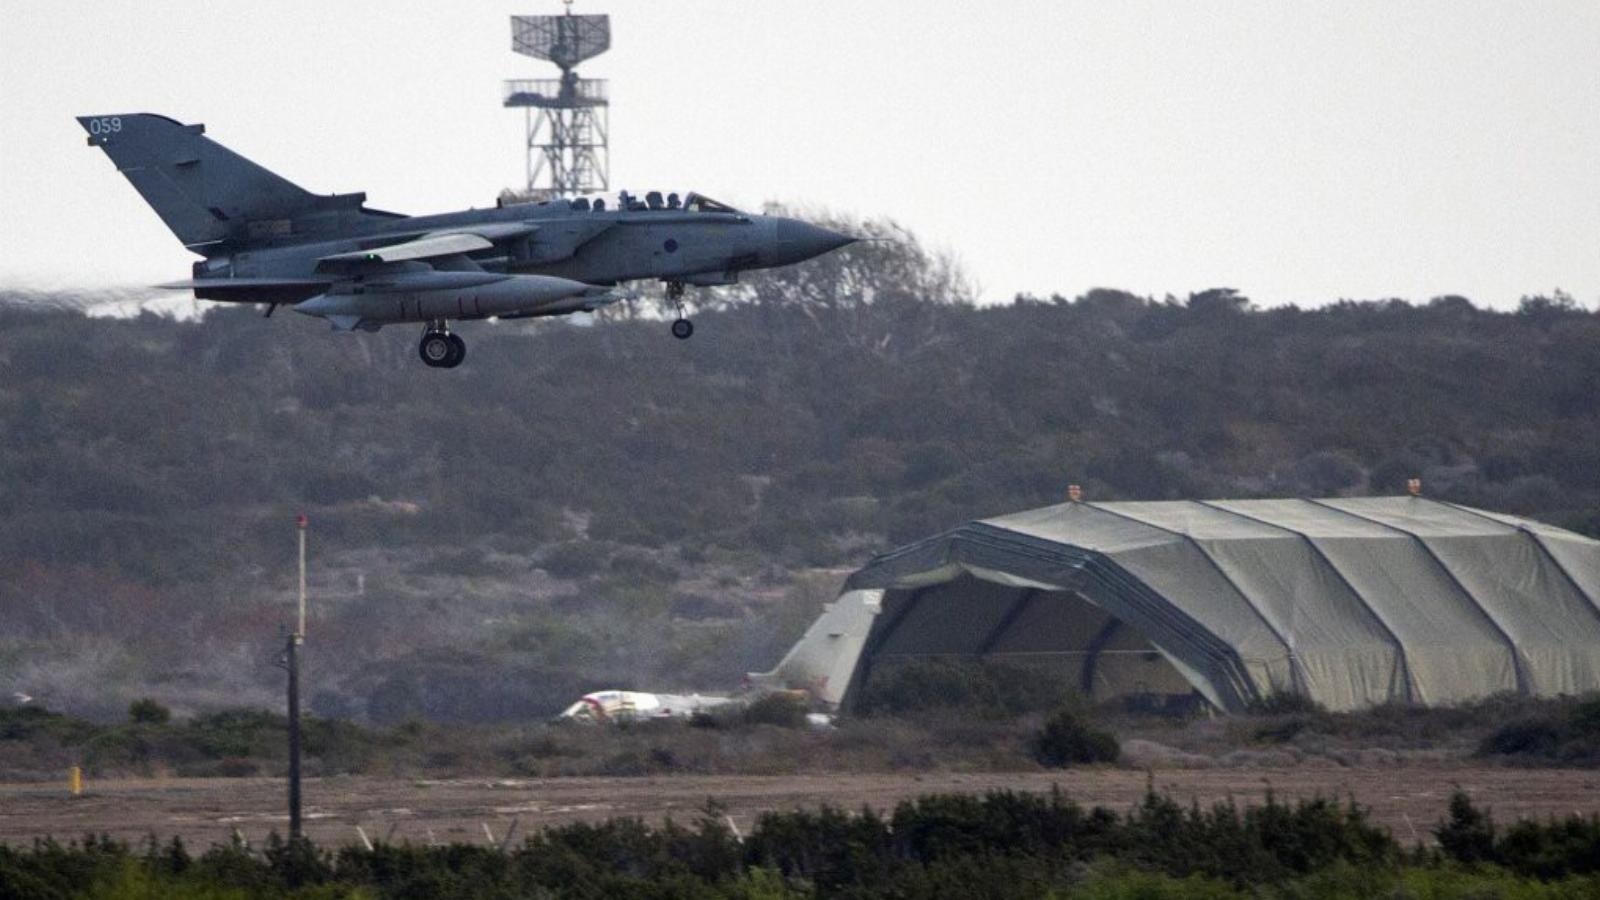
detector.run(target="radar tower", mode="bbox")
[503,0,610,201]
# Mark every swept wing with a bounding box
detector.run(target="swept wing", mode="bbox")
[316,223,539,270]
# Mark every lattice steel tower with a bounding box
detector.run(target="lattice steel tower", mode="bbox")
[504,2,610,200]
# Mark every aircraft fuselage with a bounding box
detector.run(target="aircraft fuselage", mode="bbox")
[80,113,855,366]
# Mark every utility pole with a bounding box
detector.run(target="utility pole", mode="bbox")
[286,513,308,842]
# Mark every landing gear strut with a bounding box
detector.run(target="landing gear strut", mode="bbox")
[419,321,466,368]
[665,281,694,340]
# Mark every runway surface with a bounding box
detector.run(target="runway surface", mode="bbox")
[3,766,1596,849]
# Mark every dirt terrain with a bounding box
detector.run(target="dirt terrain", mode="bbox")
[3,767,1596,850]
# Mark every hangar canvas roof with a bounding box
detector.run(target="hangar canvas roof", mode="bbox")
[757,497,1600,712]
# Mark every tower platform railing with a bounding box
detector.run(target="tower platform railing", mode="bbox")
[504,78,609,108]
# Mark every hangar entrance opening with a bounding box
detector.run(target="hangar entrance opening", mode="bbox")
[856,574,1196,710]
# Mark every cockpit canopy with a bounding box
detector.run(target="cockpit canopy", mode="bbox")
[564,191,744,214]
[683,193,741,213]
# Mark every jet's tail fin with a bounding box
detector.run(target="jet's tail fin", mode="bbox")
[78,114,398,251]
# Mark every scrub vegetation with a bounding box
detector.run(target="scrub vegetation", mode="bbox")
[1478,695,1600,765]
[1,222,1598,727]
[3,791,1599,898]
[0,693,1058,780]
[6,680,1598,782]
[1031,709,1121,767]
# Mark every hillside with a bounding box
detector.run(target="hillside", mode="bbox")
[2,233,1597,722]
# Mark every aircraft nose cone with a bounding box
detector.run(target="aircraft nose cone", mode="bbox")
[775,219,856,263]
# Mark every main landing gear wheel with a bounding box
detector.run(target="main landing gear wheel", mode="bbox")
[665,281,693,339]
[419,331,465,368]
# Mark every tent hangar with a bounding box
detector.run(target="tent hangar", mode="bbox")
[750,497,1600,713]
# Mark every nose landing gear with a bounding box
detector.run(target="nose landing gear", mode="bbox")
[419,321,466,368]
[665,281,694,340]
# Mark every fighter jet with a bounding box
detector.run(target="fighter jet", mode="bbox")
[79,113,855,367]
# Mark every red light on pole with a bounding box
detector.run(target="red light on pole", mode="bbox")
[296,513,308,530]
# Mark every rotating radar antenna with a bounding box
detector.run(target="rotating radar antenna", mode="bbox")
[503,0,611,201]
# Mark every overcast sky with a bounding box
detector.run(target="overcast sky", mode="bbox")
[2,1,1597,307]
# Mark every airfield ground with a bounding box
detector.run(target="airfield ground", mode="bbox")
[2,767,1597,850]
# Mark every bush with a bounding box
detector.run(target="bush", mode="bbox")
[0,705,96,743]
[82,727,154,771]
[856,658,1082,718]
[1031,709,1119,767]
[1479,697,1600,764]
[186,709,284,759]
[537,541,610,579]
[1436,791,1497,864]
[1481,717,1564,756]
[128,698,171,725]
[1252,717,1309,744]
[1570,696,1600,736]
[742,693,809,729]
[608,548,678,582]
[1435,790,1600,879]
[409,547,487,576]
[687,710,728,730]
[178,757,261,778]
[1246,692,1324,716]
[856,659,999,715]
